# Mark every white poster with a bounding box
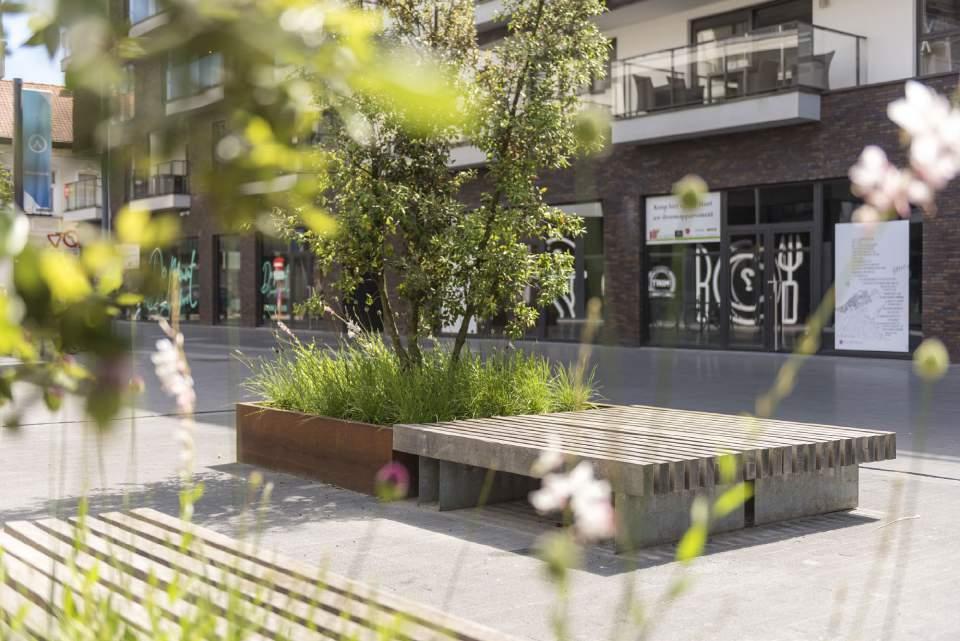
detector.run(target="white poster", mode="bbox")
[835,221,910,352]
[645,192,721,245]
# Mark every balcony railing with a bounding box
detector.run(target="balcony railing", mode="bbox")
[65,178,101,212]
[608,22,866,119]
[132,160,190,199]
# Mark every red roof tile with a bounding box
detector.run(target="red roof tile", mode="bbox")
[0,80,74,144]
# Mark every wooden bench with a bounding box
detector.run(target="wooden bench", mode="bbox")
[0,508,518,641]
[394,404,897,549]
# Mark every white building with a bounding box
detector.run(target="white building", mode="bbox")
[0,79,101,249]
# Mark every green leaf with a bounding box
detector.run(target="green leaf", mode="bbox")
[40,251,92,304]
[676,523,707,564]
[713,482,753,519]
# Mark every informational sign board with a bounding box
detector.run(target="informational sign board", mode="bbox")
[834,220,910,353]
[22,89,53,212]
[645,192,721,245]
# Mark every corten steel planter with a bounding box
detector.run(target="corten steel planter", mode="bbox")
[236,402,416,495]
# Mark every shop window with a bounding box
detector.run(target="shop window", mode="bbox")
[142,238,200,322]
[258,235,318,327]
[217,235,242,324]
[758,183,814,223]
[647,243,723,347]
[544,208,605,342]
[820,179,923,350]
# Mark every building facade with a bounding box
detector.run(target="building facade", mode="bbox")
[109,0,960,358]
[0,80,102,249]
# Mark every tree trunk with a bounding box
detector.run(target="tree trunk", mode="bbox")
[450,0,548,364]
[377,273,410,368]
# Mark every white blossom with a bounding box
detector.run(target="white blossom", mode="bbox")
[529,461,616,541]
[849,146,922,217]
[886,80,960,199]
[531,435,565,477]
[151,337,196,415]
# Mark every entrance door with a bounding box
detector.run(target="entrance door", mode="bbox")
[724,226,813,351]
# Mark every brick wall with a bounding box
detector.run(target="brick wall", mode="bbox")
[534,76,960,355]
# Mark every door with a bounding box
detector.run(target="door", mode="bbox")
[724,226,813,351]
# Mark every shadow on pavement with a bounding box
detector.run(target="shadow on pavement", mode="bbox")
[0,460,881,579]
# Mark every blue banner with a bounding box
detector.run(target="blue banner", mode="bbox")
[22,89,52,212]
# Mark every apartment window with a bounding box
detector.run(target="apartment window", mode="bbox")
[591,38,617,94]
[129,0,159,24]
[113,64,135,120]
[690,0,812,44]
[166,51,223,102]
[920,0,960,74]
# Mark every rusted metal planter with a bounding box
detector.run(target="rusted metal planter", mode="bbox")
[236,402,413,495]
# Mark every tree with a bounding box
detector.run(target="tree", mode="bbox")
[284,0,609,365]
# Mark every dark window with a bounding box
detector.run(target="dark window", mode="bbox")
[216,235,242,324]
[544,215,605,341]
[758,183,814,223]
[727,189,756,226]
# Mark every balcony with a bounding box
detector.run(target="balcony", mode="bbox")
[129,160,191,212]
[64,178,102,222]
[129,0,169,37]
[607,22,866,145]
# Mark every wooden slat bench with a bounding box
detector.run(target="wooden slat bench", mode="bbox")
[0,508,518,641]
[394,404,897,549]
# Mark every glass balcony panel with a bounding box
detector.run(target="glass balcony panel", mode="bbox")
[133,161,190,199]
[612,22,865,119]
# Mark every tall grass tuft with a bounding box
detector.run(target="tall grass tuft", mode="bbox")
[241,333,598,425]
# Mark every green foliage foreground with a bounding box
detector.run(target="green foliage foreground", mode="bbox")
[241,333,597,425]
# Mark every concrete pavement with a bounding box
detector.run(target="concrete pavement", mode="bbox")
[1,321,958,640]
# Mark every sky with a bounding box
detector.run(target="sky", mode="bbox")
[3,11,65,85]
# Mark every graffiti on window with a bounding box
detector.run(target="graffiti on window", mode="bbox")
[142,247,200,319]
[260,259,290,317]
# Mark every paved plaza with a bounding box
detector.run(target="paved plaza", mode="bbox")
[1,322,958,640]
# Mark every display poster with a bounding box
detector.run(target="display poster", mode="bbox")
[835,220,910,352]
[645,192,721,245]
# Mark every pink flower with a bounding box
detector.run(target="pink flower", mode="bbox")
[849,146,925,217]
[886,81,960,200]
[375,462,410,501]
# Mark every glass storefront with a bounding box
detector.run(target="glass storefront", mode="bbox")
[141,238,201,322]
[647,180,923,355]
[258,235,319,327]
[544,215,605,341]
[217,235,242,324]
